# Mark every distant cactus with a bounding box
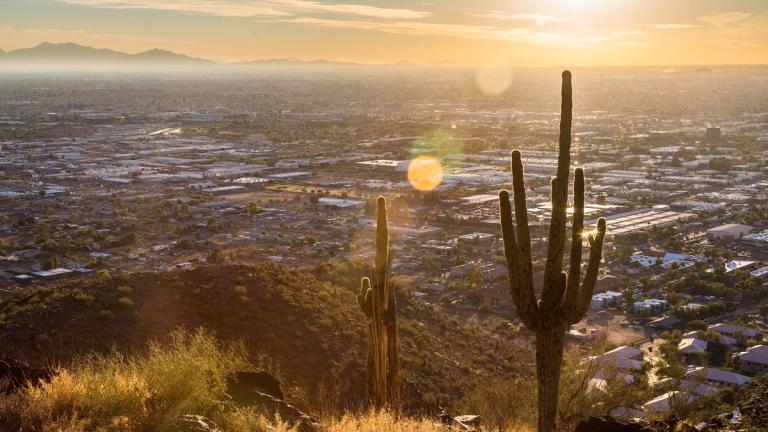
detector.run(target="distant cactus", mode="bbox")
[356,196,399,408]
[498,71,607,432]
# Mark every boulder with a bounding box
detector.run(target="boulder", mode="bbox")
[227,370,284,401]
[248,391,321,432]
[225,370,319,432]
[454,414,481,430]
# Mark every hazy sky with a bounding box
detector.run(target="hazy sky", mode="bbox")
[1,0,767,65]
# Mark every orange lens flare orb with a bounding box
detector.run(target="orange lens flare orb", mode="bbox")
[407,155,443,192]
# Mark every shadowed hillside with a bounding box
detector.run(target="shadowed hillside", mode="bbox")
[0,262,532,411]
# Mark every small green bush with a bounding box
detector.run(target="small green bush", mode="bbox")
[117,297,134,308]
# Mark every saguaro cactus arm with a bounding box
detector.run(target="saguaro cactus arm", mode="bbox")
[540,71,573,314]
[566,218,607,324]
[357,277,373,318]
[499,189,538,330]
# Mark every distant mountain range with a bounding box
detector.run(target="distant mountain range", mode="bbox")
[0,42,361,68]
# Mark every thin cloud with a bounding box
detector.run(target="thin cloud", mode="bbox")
[54,0,430,19]
[282,0,429,19]
[698,11,752,28]
[288,17,529,40]
[288,17,629,46]
[469,11,569,26]
[653,23,697,30]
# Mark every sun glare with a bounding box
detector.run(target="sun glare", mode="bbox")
[407,155,443,192]
[475,65,512,96]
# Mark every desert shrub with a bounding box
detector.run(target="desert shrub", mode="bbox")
[233,285,248,296]
[462,377,536,431]
[4,329,249,431]
[74,290,96,305]
[116,297,134,308]
[95,269,111,281]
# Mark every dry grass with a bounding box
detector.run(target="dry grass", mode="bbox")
[0,328,533,432]
[323,411,531,432]
[0,328,250,431]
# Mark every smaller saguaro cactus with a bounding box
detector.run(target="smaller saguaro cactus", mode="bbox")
[357,196,399,408]
[498,71,607,432]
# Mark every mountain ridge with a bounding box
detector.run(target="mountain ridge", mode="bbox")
[0,42,364,67]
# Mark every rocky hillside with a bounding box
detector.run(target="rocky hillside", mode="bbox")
[0,262,531,411]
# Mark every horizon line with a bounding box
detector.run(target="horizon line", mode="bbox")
[3,41,768,69]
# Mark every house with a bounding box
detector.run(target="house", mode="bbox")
[604,345,644,361]
[735,345,768,374]
[685,367,751,388]
[683,330,737,349]
[587,355,643,372]
[647,315,682,330]
[590,291,623,310]
[643,391,697,415]
[709,323,761,340]
[678,337,707,356]
[644,378,720,414]
[634,299,667,315]
[586,346,644,373]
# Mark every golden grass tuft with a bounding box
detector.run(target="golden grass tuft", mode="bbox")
[1,328,249,431]
[0,329,532,432]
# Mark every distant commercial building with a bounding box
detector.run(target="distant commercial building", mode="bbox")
[267,171,312,181]
[743,229,768,247]
[456,232,495,245]
[317,197,365,208]
[751,265,768,280]
[724,260,756,273]
[206,164,268,178]
[460,194,499,205]
[31,268,73,279]
[588,207,696,239]
[202,185,247,195]
[706,224,754,241]
[357,160,410,172]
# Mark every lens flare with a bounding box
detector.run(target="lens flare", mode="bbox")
[475,65,513,96]
[407,155,443,192]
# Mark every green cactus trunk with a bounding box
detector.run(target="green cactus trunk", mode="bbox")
[536,324,566,432]
[498,71,607,432]
[357,197,399,409]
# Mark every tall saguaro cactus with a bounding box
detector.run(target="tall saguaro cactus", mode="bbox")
[357,196,399,408]
[498,71,607,432]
